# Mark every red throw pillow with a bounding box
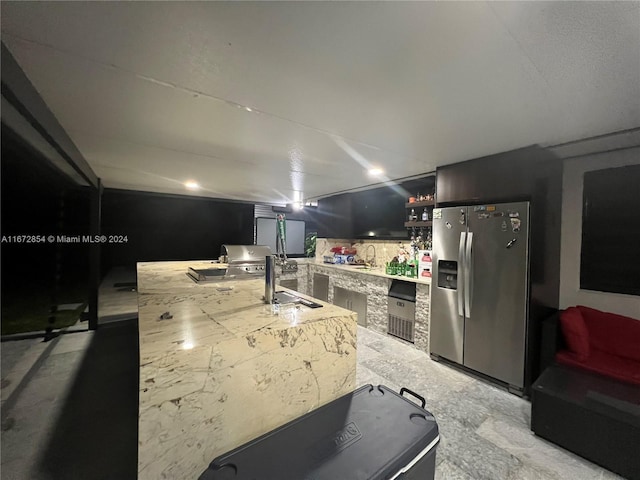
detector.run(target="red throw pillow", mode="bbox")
[559,307,590,362]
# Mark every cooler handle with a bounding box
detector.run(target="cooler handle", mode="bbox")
[399,387,426,409]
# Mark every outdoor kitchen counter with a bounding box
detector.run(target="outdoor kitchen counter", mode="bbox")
[136,260,357,479]
[303,259,432,285]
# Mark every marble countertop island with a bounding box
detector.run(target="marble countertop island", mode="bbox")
[137,261,357,479]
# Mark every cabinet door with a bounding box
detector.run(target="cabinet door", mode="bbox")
[333,287,367,327]
[350,291,368,327]
[333,286,349,310]
[313,273,329,302]
[435,145,552,205]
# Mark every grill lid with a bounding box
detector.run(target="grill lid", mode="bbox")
[221,245,272,264]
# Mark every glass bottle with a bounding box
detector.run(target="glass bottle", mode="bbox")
[425,230,433,251]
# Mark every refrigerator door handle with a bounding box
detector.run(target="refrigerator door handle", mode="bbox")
[458,232,466,317]
[465,232,473,316]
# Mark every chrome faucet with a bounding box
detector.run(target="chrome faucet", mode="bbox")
[366,244,376,268]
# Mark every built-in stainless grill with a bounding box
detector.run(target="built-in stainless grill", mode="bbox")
[187,245,273,283]
[222,244,272,277]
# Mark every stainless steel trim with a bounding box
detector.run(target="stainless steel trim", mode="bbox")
[313,273,329,302]
[458,232,466,317]
[222,244,272,265]
[264,255,276,304]
[463,201,530,389]
[387,298,417,320]
[388,297,416,342]
[465,232,473,316]
[388,314,415,342]
[431,206,465,364]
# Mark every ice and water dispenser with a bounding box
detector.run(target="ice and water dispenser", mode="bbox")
[437,260,458,290]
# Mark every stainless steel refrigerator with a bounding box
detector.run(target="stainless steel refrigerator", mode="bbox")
[430,201,530,393]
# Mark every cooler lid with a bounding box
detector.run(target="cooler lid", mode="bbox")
[199,384,439,480]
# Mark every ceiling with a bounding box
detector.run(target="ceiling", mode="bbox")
[1,1,639,205]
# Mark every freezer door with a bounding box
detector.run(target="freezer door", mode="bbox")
[431,207,467,363]
[464,202,529,388]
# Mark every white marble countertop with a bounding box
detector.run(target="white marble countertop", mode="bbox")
[136,260,357,479]
[137,260,355,329]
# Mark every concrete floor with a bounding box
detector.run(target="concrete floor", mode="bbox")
[1,330,95,479]
[1,268,140,480]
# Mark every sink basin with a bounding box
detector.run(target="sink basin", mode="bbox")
[274,291,300,305]
[273,291,323,308]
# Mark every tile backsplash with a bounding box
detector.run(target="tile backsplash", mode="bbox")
[316,238,419,266]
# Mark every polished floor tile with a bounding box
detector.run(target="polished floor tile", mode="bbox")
[355,326,623,480]
[0,321,624,480]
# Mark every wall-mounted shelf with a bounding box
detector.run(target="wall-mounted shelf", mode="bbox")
[405,200,435,208]
[404,221,433,228]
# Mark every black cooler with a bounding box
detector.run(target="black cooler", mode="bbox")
[199,384,440,480]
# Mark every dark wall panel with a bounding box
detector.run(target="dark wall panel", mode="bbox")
[1,126,91,333]
[1,126,91,287]
[100,190,254,273]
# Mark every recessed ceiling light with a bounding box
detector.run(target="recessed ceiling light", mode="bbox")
[368,168,384,176]
[245,107,253,112]
[185,181,200,190]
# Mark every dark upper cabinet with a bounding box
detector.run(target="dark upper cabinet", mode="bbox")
[316,192,354,238]
[317,176,436,240]
[436,145,557,206]
[351,187,406,238]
